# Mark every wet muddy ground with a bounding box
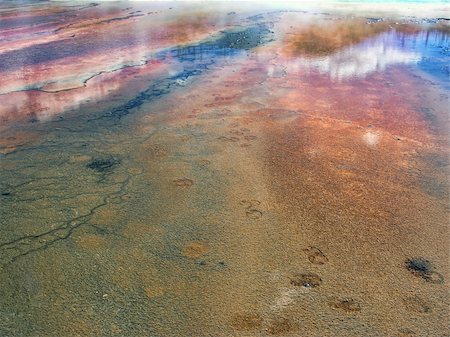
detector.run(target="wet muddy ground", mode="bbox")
[0,1,449,337]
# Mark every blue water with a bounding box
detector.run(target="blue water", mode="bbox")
[399,30,450,89]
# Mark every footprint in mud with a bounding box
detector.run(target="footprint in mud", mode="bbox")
[86,157,120,172]
[303,246,328,265]
[245,209,263,219]
[244,135,257,141]
[69,154,92,163]
[218,136,240,142]
[182,242,208,258]
[396,328,417,336]
[145,144,168,159]
[290,273,322,288]
[267,109,299,121]
[265,317,293,335]
[197,159,211,166]
[173,178,194,187]
[328,298,361,313]
[1,191,11,199]
[240,199,261,209]
[230,313,263,331]
[229,129,245,136]
[240,199,263,219]
[144,286,165,300]
[405,257,444,284]
[403,295,432,314]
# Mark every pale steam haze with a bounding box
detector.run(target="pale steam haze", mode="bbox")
[292,36,421,81]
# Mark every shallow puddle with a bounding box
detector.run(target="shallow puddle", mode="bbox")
[0,1,449,336]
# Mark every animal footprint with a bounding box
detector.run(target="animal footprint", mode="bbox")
[244,135,257,141]
[230,313,262,331]
[290,273,322,288]
[240,199,263,219]
[197,159,211,166]
[86,157,120,172]
[218,136,240,142]
[173,178,193,187]
[403,296,432,314]
[229,130,245,136]
[264,317,293,335]
[240,199,260,209]
[303,246,328,265]
[246,209,263,219]
[328,297,361,313]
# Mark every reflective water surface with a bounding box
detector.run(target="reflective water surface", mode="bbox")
[0,2,449,337]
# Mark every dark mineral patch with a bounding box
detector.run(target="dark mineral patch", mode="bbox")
[1,191,12,201]
[406,257,431,274]
[290,273,322,288]
[405,257,444,284]
[86,157,120,172]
